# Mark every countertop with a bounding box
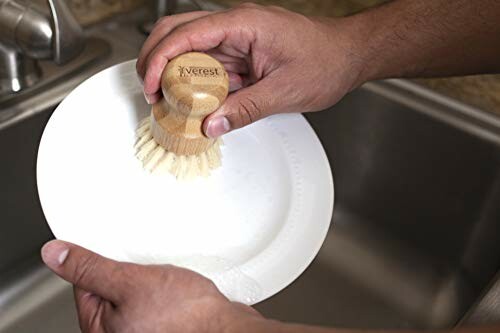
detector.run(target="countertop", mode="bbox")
[68,0,500,116]
[212,0,500,116]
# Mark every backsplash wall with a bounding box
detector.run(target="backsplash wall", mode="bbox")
[68,0,145,25]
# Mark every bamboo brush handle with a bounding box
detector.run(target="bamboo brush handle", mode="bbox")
[151,52,229,155]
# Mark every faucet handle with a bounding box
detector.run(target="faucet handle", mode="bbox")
[47,0,85,65]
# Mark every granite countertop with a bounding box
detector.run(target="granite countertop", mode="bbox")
[68,0,143,26]
[212,0,500,116]
[68,0,500,115]
[213,0,388,16]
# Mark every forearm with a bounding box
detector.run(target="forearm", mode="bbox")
[343,0,500,83]
[226,316,500,333]
[224,316,338,333]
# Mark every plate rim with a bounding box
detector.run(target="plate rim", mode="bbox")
[36,59,334,304]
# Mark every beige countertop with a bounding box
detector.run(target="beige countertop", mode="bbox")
[68,0,143,26]
[69,0,500,115]
[214,0,500,116]
[214,0,388,16]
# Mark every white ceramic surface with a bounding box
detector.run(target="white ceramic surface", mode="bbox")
[37,60,334,305]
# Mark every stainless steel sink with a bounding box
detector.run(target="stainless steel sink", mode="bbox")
[2,5,500,333]
[0,8,149,333]
[256,81,500,329]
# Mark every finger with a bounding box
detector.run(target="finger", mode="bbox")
[41,240,129,303]
[74,287,100,331]
[144,62,246,103]
[137,11,212,78]
[201,49,250,91]
[74,287,99,316]
[218,61,249,75]
[228,72,244,92]
[204,49,247,65]
[74,287,115,333]
[203,76,282,138]
[142,11,252,99]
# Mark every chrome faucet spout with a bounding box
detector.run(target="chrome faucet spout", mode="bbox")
[0,0,85,95]
[48,0,84,65]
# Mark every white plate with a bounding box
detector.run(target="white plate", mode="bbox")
[37,60,334,305]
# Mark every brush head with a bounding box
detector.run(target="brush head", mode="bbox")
[150,52,229,156]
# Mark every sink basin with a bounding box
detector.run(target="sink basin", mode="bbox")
[2,8,500,333]
[256,81,500,329]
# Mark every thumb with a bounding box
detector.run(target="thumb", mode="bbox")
[203,78,280,138]
[41,240,129,304]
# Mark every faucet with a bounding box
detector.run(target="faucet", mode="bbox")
[0,0,85,95]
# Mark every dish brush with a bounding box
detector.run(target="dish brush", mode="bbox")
[134,52,229,180]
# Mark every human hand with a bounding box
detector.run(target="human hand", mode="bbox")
[136,4,367,138]
[41,240,263,333]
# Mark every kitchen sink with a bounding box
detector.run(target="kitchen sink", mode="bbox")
[257,81,500,328]
[2,5,500,333]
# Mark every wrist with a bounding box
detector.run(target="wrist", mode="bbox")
[336,15,382,87]
[329,1,417,87]
[319,15,381,92]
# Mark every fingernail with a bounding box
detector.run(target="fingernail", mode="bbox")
[143,91,152,105]
[41,241,69,268]
[206,116,231,138]
[229,82,243,93]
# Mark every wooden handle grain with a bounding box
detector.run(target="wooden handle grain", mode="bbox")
[150,52,229,155]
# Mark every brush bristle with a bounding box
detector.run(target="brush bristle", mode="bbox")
[134,117,223,180]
